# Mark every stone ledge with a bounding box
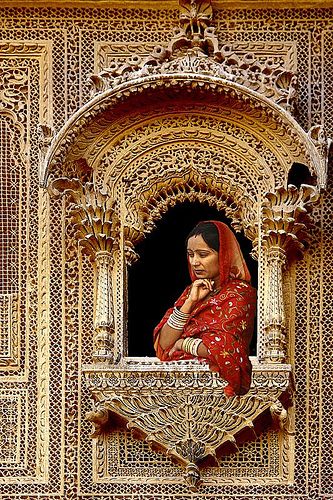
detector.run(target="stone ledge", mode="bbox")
[2,0,333,9]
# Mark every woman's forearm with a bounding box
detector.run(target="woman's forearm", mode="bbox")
[197,341,209,358]
[159,323,182,350]
[179,297,196,314]
[159,298,196,350]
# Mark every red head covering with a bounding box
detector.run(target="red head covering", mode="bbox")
[188,221,251,284]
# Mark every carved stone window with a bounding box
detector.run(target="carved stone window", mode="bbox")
[40,1,330,490]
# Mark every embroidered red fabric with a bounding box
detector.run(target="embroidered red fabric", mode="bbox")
[153,221,256,396]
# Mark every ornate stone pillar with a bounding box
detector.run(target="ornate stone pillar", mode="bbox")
[264,245,286,363]
[49,178,119,362]
[262,245,287,362]
[93,251,115,361]
[260,184,320,363]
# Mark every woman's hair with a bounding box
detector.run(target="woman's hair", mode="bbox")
[186,221,219,252]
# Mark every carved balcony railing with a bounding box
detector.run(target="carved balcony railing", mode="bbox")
[83,359,293,491]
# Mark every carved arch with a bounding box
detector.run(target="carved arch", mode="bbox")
[42,75,328,189]
[120,165,257,253]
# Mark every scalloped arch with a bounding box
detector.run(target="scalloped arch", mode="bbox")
[42,73,327,189]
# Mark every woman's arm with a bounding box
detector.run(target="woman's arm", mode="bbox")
[158,296,196,350]
[168,337,210,357]
[159,279,213,350]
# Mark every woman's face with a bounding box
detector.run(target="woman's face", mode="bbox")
[187,234,220,283]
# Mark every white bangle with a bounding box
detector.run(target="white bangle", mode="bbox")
[167,307,190,331]
[182,338,202,356]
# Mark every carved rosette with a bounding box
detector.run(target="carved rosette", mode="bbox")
[49,178,119,362]
[261,184,320,363]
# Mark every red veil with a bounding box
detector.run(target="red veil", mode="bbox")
[153,221,256,396]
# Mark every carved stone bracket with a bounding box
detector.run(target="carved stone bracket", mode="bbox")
[260,184,320,363]
[83,362,292,491]
[48,178,120,362]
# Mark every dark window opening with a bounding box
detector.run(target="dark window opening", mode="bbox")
[287,162,316,187]
[127,201,258,357]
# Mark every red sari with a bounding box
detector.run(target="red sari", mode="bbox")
[153,221,256,396]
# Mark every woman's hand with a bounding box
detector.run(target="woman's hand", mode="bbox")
[168,338,184,357]
[189,279,213,302]
[180,279,213,314]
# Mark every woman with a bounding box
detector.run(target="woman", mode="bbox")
[153,221,256,397]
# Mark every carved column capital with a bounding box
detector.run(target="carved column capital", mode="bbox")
[49,177,119,258]
[95,250,114,269]
[261,184,320,260]
[265,245,287,265]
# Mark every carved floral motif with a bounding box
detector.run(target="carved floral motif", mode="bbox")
[88,1,299,112]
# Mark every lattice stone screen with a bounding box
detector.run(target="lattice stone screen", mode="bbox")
[0,4,332,499]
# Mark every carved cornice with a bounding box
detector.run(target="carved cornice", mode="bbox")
[42,74,328,189]
[88,0,297,115]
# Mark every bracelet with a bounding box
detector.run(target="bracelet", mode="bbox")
[167,307,190,331]
[182,337,202,356]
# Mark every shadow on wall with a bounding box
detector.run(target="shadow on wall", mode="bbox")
[128,201,258,357]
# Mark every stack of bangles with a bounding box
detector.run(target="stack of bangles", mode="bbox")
[166,307,190,330]
[181,337,202,356]
[166,307,202,356]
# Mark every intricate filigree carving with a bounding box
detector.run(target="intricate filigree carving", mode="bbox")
[88,2,298,112]
[261,184,320,260]
[179,0,213,36]
[307,124,332,188]
[86,408,109,438]
[0,294,19,367]
[37,123,55,186]
[2,5,333,498]
[84,364,292,490]
[0,390,28,469]
[124,173,257,246]
[50,179,119,257]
